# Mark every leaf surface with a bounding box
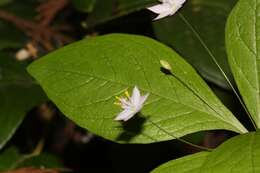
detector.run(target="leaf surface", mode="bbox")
[0,54,46,149]
[226,0,260,127]
[153,0,237,89]
[28,34,247,143]
[152,131,260,173]
[86,0,156,27]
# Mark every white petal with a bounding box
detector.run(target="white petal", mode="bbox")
[167,0,186,6]
[131,86,141,107]
[139,93,149,105]
[114,109,136,121]
[153,11,171,20]
[147,3,171,14]
[134,93,149,112]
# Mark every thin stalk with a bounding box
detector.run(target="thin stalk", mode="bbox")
[148,119,213,151]
[178,13,257,130]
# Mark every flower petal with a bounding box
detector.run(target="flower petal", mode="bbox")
[140,93,149,106]
[114,109,136,121]
[153,11,171,20]
[131,86,141,107]
[147,3,171,14]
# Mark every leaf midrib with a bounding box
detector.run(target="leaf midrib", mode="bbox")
[42,67,239,131]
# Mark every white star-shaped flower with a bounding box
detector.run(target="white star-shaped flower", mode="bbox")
[147,0,186,20]
[114,86,149,122]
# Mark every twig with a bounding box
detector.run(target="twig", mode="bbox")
[0,0,72,55]
[36,0,70,26]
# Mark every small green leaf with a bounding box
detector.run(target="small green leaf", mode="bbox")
[0,147,20,171]
[0,147,62,171]
[0,0,12,6]
[0,22,25,50]
[152,131,260,173]
[0,54,46,149]
[86,0,156,27]
[17,153,63,168]
[28,34,247,144]
[226,0,260,127]
[153,0,237,89]
[72,0,96,13]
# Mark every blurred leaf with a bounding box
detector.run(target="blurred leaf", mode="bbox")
[152,131,260,173]
[72,0,96,13]
[0,0,38,50]
[17,153,63,168]
[28,34,246,144]
[0,22,25,50]
[86,0,157,27]
[0,147,62,171]
[0,54,46,150]
[0,0,12,6]
[153,0,237,89]
[0,147,20,171]
[226,0,260,127]
[1,0,37,19]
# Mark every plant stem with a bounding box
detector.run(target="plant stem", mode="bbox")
[178,13,257,130]
[148,119,213,151]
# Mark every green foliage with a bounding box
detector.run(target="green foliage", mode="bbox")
[0,0,38,50]
[0,0,12,6]
[152,152,209,173]
[0,147,20,171]
[0,54,46,149]
[226,0,260,127]
[0,22,24,50]
[0,147,62,171]
[72,0,96,13]
[85,0,156,27]
[28,34,246,144]
[152,131,260,172]
[153,0,237,89]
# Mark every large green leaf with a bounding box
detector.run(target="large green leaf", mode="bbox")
[0,54,46,149]
[86,0,156,27]
[153,0,237,89]
[226,0,260,127]
[152,152,210,173]
[28,34,247,144]
[152,131,260,173]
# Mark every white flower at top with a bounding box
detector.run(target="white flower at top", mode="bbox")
[147,0,186,20]
[114,86,149,122]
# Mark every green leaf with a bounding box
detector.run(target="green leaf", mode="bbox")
[28,34,247,144]
[0,0,12,6]
[153,0,237,89]
[86,0,156,27]
[0,53,46,149]
[0,147,20,171]
[0,0,38,50]
[0,147,62,171]
[152,131,260,173]
[0,22,25,50]
[201,131,260,173]
[17,153,63,168]
[226,0,260,127]
[151,152,210,173]
[72,0,96,13]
